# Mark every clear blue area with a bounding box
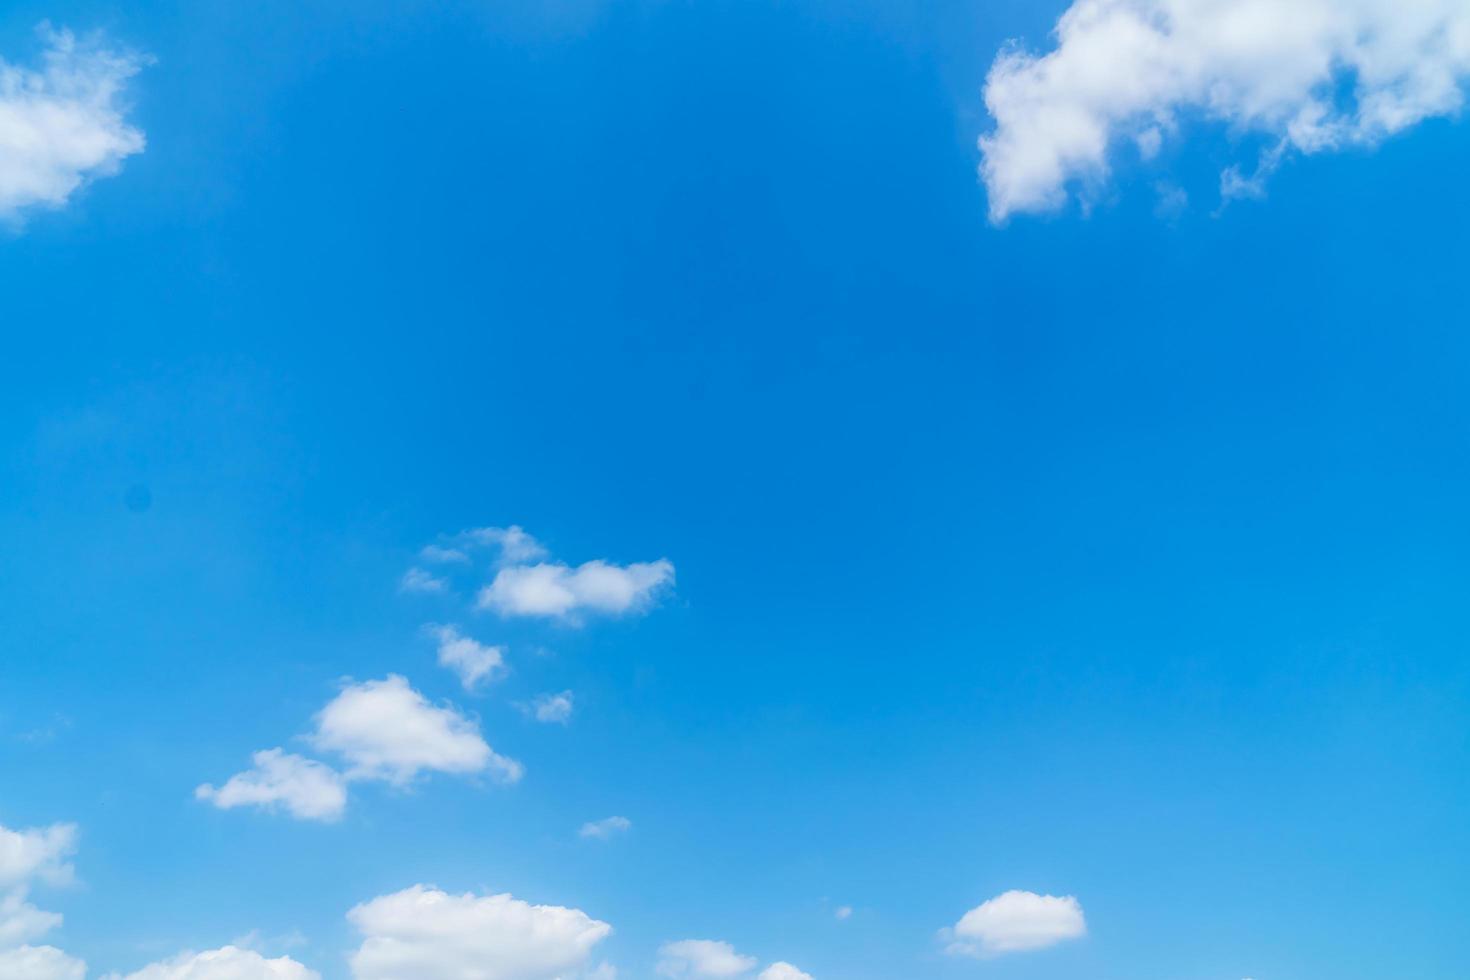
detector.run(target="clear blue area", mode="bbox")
[2,2,1468,978]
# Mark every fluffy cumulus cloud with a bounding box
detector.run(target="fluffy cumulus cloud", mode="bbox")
[0,889,63,946]
[429,625,507,691]
[0,944,86,980]
[101,946,320,980]
[0,26,146,222]
[0,823,76,889]
[0,822,83,980]
[311,675,522,786]
[656,940,757,978]
[578,816,631,840]
[194,749,348,823]
[979,0,1470,221]
[347,885,612,980]
[757,965,812,980]
[479,559,674,621]
[945,890,1087,957]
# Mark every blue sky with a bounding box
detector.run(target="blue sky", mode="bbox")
[2,2,1469,979]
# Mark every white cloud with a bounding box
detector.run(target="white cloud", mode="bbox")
[429,625,507,692]
[979,0,1470,221]
[0,889,63,946]
[656,940,756,978]
[400,567,449,594]
[833,906,852,921]
[530,691,574,725]
[0,26,146,222]
[311,675,522,786]
[0,823,75,889]
[479,559,674,621]
[0,945,85,980]
[464,526,550,565]
[102,946,319,980]
[194,749,348,823]
[578,816,631,840]
[0,822,77,978]
[347,884,612,980]
[420,545,470,564]
[945,890,1087,957]
[757,965,811,980]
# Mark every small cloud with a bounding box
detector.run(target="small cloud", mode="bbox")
[656,940,756,978]
[527,691,574,725]
[1153,181,1188,220]
[399,568,448,595]
[419,544,469,564]
[478,559,674,622]
[195,749,347,823]
[944,890,1086,957]
[310,675,522,787]
[348,885,610,980]
[463,525,549,565]
[427,624,506,692]
[834,906,852,921]
[578,816,631,841]
[758,965,812,980]
[15,714,72,745]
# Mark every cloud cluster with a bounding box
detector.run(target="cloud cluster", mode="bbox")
[404,524,675,624]
[347,885,612,980]
[945,890,1087,957]
[979,0,1470,220]
[0,822,84,980]
[0,824,75,890]
[198,675,520,822]
[0,944,85,980]
[0,27,146,223]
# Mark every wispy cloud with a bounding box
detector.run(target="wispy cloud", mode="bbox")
[526,690,574,725]
[399,567,448,594]
[578,816,631,840]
